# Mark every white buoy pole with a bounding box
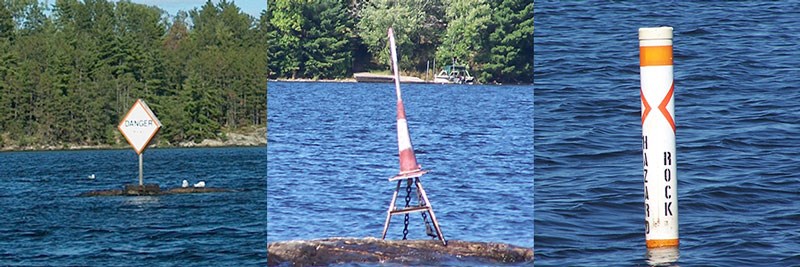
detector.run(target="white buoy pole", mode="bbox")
[639,26,678,249]
[388,27,421,173]
[389,28,402,101]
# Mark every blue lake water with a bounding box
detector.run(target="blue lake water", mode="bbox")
[535,2,800,266]
[0,147,266,265]
[266,81,533,265]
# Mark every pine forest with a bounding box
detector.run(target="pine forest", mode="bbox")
[0,0,267,148]
[266,0,533,84]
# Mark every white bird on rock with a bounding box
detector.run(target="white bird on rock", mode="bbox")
[182,180,189,188]
[193,181,206,188]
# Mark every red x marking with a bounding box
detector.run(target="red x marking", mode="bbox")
[640,88,651,125]
[641,82,676,133]
[658,82,676,133]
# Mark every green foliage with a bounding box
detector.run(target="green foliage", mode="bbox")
[267,0,353,80]
[0,1,14,39]
[0,0,267,148]
[436,0,491,69]
[265,0,531,83]
[0,39,15,134]
[478,0,533,84]
[186,0,266,137]
[301,0,352,79]
[267,0,303,78]
[356,0,442,71]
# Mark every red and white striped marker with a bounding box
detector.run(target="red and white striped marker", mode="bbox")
[639,26,678,249]
[388,28,428,180]
[382,27,446,245]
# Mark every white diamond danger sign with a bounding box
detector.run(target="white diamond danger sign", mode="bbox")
[118,99,162,154]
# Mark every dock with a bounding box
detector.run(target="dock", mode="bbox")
[353,72,426,83]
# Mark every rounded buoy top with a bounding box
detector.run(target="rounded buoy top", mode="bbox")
[639,26,673,49]
[639,27,673,41]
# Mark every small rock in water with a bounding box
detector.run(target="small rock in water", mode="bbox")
[193,181,205,188]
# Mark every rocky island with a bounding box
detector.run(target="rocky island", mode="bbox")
[267,237,533,266]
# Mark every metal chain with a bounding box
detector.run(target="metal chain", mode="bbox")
[402,179,412,240]
[421,211,436,238]
[416,179,436,239]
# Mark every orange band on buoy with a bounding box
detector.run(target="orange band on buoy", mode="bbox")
[639,46,673,66]
[646,238,679,248]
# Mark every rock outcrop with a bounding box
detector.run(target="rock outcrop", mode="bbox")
[79,184,232,197]
[178,129,266,147]
[267,237,533,266]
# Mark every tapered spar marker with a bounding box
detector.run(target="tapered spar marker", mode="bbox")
[639,26,678,248]
[381,27,446,246]
[391,34,425,178]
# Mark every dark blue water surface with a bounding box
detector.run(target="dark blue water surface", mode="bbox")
[0,147,266,266]
[267,82,533,265]
[535,2,800,266]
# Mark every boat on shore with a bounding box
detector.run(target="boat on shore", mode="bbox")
[433,65,474,84]
[353,72,426,83]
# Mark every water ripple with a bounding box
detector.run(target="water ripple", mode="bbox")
[535,1,800,265]
[267,82,533,266]
[0,148,266,265]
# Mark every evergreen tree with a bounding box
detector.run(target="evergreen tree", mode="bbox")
[0,1,15,40]
[479,0,533,84]
[182,70,222,142]
[0,0,267,148]
[0,2,15,140]
[0,39,16,144]
[267,0,304,79]
[301,0,352,79]
[263,9,272,77]
[15,0,47,35]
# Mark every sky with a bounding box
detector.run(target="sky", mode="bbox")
[122,0,266,19]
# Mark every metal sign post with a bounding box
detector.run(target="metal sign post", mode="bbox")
[139,154,143,186]
[118,99,162,187]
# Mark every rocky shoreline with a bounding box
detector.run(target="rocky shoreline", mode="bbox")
[267,237,533,266]
[269,78,356,83]
[177,128,266,148]
[0,127,266,152]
